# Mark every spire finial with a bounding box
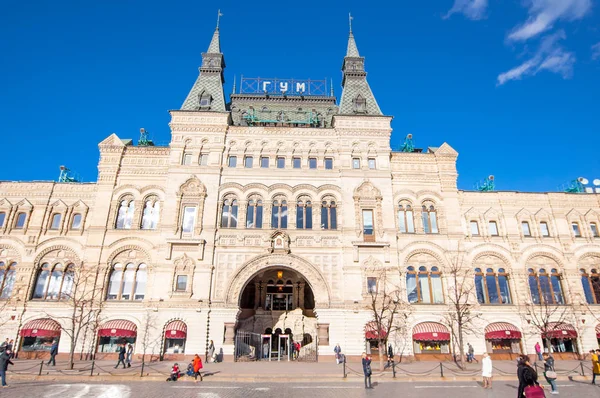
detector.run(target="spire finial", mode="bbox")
[330,78,334,97]
[232,75,237,95]
[216,9,223,29]
[349,12,353,33]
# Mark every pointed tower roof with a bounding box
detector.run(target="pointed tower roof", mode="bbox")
[180,13,226,112]
[338,18,382,116]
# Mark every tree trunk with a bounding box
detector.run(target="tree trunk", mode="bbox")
[378,338,385,371]
[69,341,75,370]
[457,332,465,370]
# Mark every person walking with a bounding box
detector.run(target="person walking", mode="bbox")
[518,355,542,398]
[542,352,558,394]
[193,354,203,382]
[126,343,133,368]
[481,352,493,389]
[384,344,394,369]
[592,349,600,385]
[0,349,14,388]
[362,352,372,389]
[208,340,215,363]
[6,340,14,359]
[467,343,478,363]
[47,339,58,366]
[114,344,126,369]
[334,343,342,364]
[535,342,543,361]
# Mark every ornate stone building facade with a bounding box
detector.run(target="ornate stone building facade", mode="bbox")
[1,25,600,362]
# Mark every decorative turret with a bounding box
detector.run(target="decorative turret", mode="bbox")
[180,10,226,112]
[338,14,382,115]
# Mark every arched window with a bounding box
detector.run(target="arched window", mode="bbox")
[528,268,565,305]
[475,268,511,304]
[107,263,147,301]
[0,261,17,299]
[296,198,312,229]
[421,204,438,234]
[14,212,27,229]
[321,198,337,230]
[397,202,415,233]
[406,266,444,304]
[116,198,135,229]
[581,268,600,305]
[32,263,74,300]
[71,213,82,230]
[246,197,263,229]
[221,197,238,228]
[271,199,288,229]
[50,214,62,230]
[141,198,160,230]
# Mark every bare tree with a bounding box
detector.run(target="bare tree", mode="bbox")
[443,252,481,370]
[44,264,103,369]
[139,310,162,364]
[365,266,412,370]
[0,299,13,329]
[519,298,573,356]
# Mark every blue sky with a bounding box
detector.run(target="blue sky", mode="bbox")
[0,0,599,192]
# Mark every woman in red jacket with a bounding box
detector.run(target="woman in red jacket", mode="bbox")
[193,354,203,382]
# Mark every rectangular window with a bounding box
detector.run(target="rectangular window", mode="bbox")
[244,156,253,168]
[176,275,188,292]
[50,214,61,230]
[182,153,192,165]
[591,223,599,237]
[488,221,498,236]
[308,157,317,169]
[276,157,285,169]
[14,213,26,229]
[199,153,208,166]
[470,221,480,236]
[352,158,361,169]
[362,209,374,241]
[540,222,550,237]
[293,157,301,169]
[0,212,5,227]
[228,156,237,168]
[260,157,269,168]
[367,277,377,294]
[521,221,531,236]
[572,222,581,237]
[182,206,197,233]
[368,158,376,169]
[324,158,333,170]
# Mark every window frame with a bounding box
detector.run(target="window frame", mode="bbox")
[352,158,361,169]
[580,269,600,305]
[115,198,135,230]
[176,275,188,292]
[227,156,237,168]
[422,205,439,234]
[296,199,313,230]
[591,223,599,238]
[324,158,333,170]
[260,156,269,168]
[276,157,285,169]
[572,222,582,237]
[320,199,337,230]
[50,213,62,230]
[0,261,17,299]
[488,221,499,236]
[540,222,550,237]
[199,153,209,166]
[368,158,376,170]
[31,263,74,301]
[521,221,531,237]
[367,277,377,294]
[220,198,239,228]
[14,212,27,229]
[0,212,5,228]
[246,197,263,229]
[308,157,317,169]
[470,221,480,236]
[292,157,301,169]
[71,213,83,230]
[528,268,565,305]
[244,156,253,168]
[182,153,193,166]
[106,263,147,301]
[406,266,444,304]
[474,267,512,305]
[397,203,415,233]
[271,199,288,229]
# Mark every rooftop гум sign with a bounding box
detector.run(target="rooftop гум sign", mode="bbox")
[239,77,328,96]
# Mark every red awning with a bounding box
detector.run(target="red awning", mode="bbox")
[413,322,450,341]
[596,324,600,339]
[485,322,522,340]
[165,320,187,339]
[20,318,61,338]
[98,319,137,338]
[364,321,387,340]
[543,322,577,339]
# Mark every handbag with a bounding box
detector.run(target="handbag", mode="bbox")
[545,370,557,379]
[524,385,546,398]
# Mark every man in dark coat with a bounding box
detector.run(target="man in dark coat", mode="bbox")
[114,344,127,369]
[47,340,58,366]
[384,344,394,369]
[0,349,14,387]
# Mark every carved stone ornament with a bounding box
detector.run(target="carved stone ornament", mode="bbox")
[269,230,290,253]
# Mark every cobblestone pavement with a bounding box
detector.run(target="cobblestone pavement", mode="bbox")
[1,380,599,398]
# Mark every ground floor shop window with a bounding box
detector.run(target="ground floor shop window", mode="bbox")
[366,339,380,356]
[543,338,576,353]
[165,338,185,354]
[487,339,521,354]
[413,340,449,354]
[21,336,54,352]
[98,336,135,353]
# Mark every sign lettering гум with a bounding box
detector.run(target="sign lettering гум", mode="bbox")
[240,77,327,96]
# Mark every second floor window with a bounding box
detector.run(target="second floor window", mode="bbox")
[271,199,288,229]
[475,268,511,304]
[528,268,565,305]
[293,157,301,169]
[368,158,376,169]
[572,222,582,237]
[14,212,26,229]
[141,200,160,230]
[296,200,312,229]
[182,153,192,165]
[324,158,333,170]
[397,204,415,233]
[309,158,317,169]
[362,209,374,241]
[352,158,361,169]
[228,156,237,168]
[199,153,208,166]
[581,268,600,305]
[422,205,439,234]
[0,212,5,228]
[50,214,62,230]
[488,221,499,236]
[181,206,196,233]
[470,221,480,236]
[276,157,285,169]
[176,275,188,292]
[246,199,263,228]
[260,157,269,168]
[221,198,238,228]
[406,266,444,304]
[0,261,16,299]
[540,222,550,237]
[244,156,253,168]
[591,223,599,237]
[107,263,147,301]
[321,199,337,230]
[367,277,377,294]
[116,200,135,229]
[32,263,74,300]
[71,213,82,230]
[521,221,531,237]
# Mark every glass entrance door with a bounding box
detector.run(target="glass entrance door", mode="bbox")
[278,334,290,361]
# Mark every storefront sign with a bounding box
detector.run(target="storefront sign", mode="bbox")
[240,77,328,96]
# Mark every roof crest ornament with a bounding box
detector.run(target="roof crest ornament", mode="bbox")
[216,9,223,30]
[349,12,353,33]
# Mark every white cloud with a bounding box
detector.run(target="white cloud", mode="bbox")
[508,0,592,42]
[592,42,600,60]
[444,0,488,20]
[497,31,575,85]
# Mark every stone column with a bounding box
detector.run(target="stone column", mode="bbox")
[299,282,305,309]
[224,322,235,345]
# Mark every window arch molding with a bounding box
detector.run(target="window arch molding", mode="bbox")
[353,181,383,238]
[114,194,136,230]
[515,209,536,238]
[219,194,239,229]
[45,200,68,234]
[472,254,513,305]
[270,195,289,229]
[397,199,415,234]
[295,195,314,230]
[566,209,586,239]
[245,194,264,229]
[8,199,33,233]
[175,177,207,236]
[320,195,338,230]
[525,255,566,305]
[405,251,445,304]
[105,247,151,302]
[420,200,439,234]
[31,262,75,300]
[140,195,161,230]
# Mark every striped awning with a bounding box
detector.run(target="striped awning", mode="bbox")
[413,322,450,342]
[485,322,522,340]
[543,322,577,339]
[98,319,137,338]
[596,324,600,338]
[165,320,187,339]
[364,321,387,340]
[20,318,61,338]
